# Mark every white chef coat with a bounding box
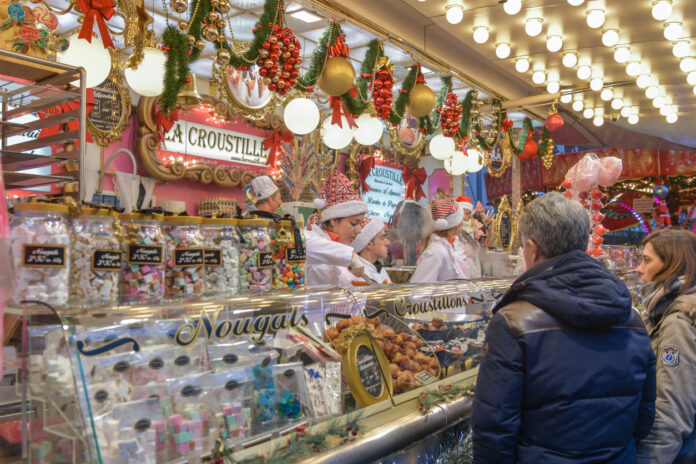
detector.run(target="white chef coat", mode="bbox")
[359,256,392,284]
[410,234,470,283]
[305,226,355,288]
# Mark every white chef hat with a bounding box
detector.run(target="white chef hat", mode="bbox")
[351,217,385,253]
[251,175,279,200]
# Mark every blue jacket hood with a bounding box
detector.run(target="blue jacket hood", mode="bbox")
[494,249,633,328]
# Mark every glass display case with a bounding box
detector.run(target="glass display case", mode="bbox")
[9,278,512,463]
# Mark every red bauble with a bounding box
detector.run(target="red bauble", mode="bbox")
[518,135,537,160]
[594,225,607,236]
[562,178,573,190]
[592,212,605,223]
[545,113,564,132]
[563,191,574,199]
[591,189,603,199]
[592,247,603,257]
[592,235,604,246]
[383,80,394,89]
[591,200,603,210]
[373,79,383,90]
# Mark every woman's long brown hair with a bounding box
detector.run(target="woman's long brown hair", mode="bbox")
[642,229,696,294]
[423,228,458,249]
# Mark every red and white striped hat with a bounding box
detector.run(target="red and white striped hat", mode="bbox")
[313,171,368,222]
[351,217,385,252]
[431,199,464,231]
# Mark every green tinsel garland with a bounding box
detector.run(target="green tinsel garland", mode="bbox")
[388,64,419,125]
[296,20,339,89]
[341,39,382,116]
[428,75,452,130]
[456,89,475,139]
[508,117,534,154]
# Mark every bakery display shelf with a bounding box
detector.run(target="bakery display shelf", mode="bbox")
[3,171,76,189]
[1,150,76,172]
[0,51,81,90]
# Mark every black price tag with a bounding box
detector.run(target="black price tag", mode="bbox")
[92,250,123,271]
[174,248,204,267]
[258,251,273,269]
[204,248,222,267]
[286,247,306,262]
[127,244,164,265]
[22,245,66,267]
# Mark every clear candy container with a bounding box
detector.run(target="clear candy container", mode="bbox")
[163,216,205,297]
[238,219,272,293]
[10,203,71,306]
[70,208,121,306]
[271,220,306,289]
[120,213,165,301]
[202,218,240,296]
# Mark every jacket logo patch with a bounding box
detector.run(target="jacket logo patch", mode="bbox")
[662,346,680,367]
[481,342,489,358]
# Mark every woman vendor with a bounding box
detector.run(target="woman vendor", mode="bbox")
[305,171,368,288]
[410,199,470,283]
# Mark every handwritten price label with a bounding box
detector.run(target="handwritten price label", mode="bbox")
[127,244,163,265]
[258,251,273,269]
[204,248,222,267]
[22,245,66,267]
[174,248,204,267]
[92,250,123,271]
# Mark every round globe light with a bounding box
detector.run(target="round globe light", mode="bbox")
[572,100,584,111]
[445,3,464,24]
[693,86,696,96]
[56,33,112,88]
[600,88,614,101]
[532,70,546,84]
[680,57,696,73]
[568,0,585,5]
[124,47,166,97]
[651,0,672,21]
[546,35,563,52]
[562,52,578,68]
[473,26,490,44]
[636,75,652,88]
[626,61,641,77]
[611,98,624,110]
[586,9,605,29]
[496,42,511,59]
[628,114,639,124]
[354,114,384,146]
[465,147,484,172]
[283,98,320,135]
[445,151,468,176]
[525,18,544,37]
[673,41,690,58]
[653,96,665,108]
[429,134,456,160]
[577,65,592,80]
[620,106,631,117]
[602,29,619,47]
[593,116,604,127]
[515,58,530,73]
[666,113,678,124]
[590,78,603,91]
[583,108,594,119]
[659,105,671,116]
[321,116,354,149]
[547,81,560,94]
[664,22,683,41]
[560,93,573,103]
[503,0,522,15]
[687,72,696,85]
[613,46,631,63]
[646,86,659,98]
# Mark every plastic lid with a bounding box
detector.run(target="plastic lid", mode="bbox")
[121,212,164,221]
[279,220,293,227]
[79,207,114,217]
[15,203,69,214]
[163,215,202,224]
[239,218,272,226]
[202,217,238,225]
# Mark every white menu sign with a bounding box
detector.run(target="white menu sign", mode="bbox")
[362,163,405,223]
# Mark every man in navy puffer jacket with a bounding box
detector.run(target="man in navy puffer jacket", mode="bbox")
[472,192,656,464]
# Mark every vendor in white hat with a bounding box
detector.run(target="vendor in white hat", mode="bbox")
[248,175,282,215]
[350,217,392,285]
[411,199,470,283]
[305,171,368,288]
[455,195,482,278]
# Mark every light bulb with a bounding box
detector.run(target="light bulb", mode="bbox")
[473,26,490,44]
[532,70,546,84]
[602,29,619,47]
[688,72,696,85]
[614,47,631,63]
[664,22,683,41]
[572,100,584,111]
[593,116,604,127]
[525,18,543,37]
[503,0,522,15]
[620,106,631,117]
[583,108,594,118]
[560,93,572,103]
[567,0,584,5]
[496,42,511,59]
[693,86,696,96]
[590,77,603,91]
[546,35,563,52]
[600,88,613,101]
[628,114,639,124]
[626,61,641,77]
[636,75,651,88]
[673,41,690,58]
[666,113,678,123]
[680,57,696,73]
[611,98,623,110]
[577,65,592,80]
[653,96,665,108]
[547,81,560,93]
[586,9,605,29]
[445,2,464,24]
[646,86,659,98]
[562,52,578,68]
[660,105,670,116]
[515,58,530,73]
[652,0,672,21]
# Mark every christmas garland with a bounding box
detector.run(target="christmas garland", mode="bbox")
[341,38,383,116]
[296,20,339,90]
[456,89,476,139]
[418,383,474,413]
[430,75,452,129]
[474,98,504,151]
[388,64,419,125]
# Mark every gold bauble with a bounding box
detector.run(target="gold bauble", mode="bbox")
[202,24,219,42]
[406,84,436,118]
[317,57,355,96]
[215,48,230,66]
[218,0,231,13]
[195,39,206,50]
[177,20,188,31]
[170,0,188,13]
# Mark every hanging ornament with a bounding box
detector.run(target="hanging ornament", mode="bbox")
[317,56,354,96]
[439,91,461,138]
[177,19,188,31]
[195,39,206,50]
[253,24,302,96]
[371,58,394,120]
[545,104,565,132]
[169,0,188,14]
[202,23,219,42]
[215,48,231,66]
[407,71,435,118]
[217,0,231,14]
[518,132,537,160]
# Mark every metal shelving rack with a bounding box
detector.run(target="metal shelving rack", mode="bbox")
[0,49,86,198]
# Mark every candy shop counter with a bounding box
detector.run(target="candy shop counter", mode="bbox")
[9,277,511,463]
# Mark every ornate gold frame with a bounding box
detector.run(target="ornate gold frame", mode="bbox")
[215,63,284,121]
[512,201,524,250]
[485,131,513,178]
[387,122,426,157]
[86,53,131,146]
[136,94,284,187]
[342,333,393,408]
[495,196,515,252]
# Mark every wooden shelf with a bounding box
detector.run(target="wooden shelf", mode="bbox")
[1,150,76,172]
[3,171,76,190]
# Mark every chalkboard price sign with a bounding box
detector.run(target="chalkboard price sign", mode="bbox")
[356,345,383,398]
[86,74,131,146]
[499,212,512,249]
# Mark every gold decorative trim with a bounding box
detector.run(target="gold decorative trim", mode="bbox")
[86,53,131,146]
[387,123,426,158]
[512,201,524,251]
[341,333,393,408]
[495,196,514,252]
[216,64,283,121]
[485,131,512,178]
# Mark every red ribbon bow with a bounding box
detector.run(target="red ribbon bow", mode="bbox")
[263,129,294,167]
[156,110,179,144]
[357,155,376,193]
[38,88,95,148]
[501,118,514,133]
[77,0,115,49]
[329,88,358,129]
[402,165,427,201]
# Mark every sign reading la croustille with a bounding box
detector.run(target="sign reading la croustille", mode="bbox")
[162,120,270,167]
[361,162,405,223]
